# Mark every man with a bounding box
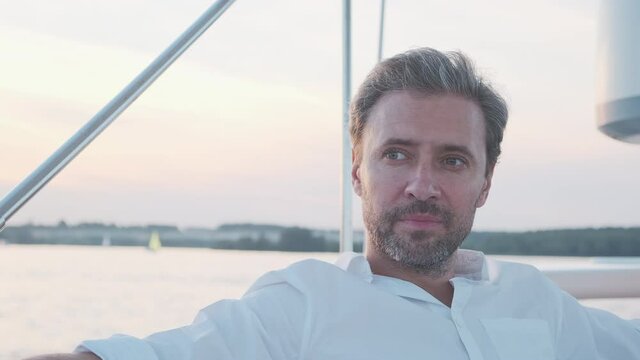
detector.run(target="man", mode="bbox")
[28,48,640,360]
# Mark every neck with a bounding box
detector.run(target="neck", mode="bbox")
[366,250,457,307]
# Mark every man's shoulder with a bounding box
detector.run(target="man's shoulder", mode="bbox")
[245,257,351,295]
[280,257,347,279]
[487,257,541,273]
[286,257,341,271]
[485,257,555,288]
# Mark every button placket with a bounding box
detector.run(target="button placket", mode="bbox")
[451,279,485,360]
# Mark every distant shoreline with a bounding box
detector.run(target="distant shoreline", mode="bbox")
[1,222,640,256]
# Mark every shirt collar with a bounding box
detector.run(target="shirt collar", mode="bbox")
[334,251,374,283]
[334,250,489,303]
[335,249,488,282]
[451,249,489,282]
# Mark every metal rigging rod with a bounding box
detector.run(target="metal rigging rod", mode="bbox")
[0,0,236,232]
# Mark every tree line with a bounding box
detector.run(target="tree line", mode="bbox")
[462,228,640,256]
[2,222,640,256]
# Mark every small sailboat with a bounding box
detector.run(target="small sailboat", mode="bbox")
[147,231,161,252]
[101,234,111,247]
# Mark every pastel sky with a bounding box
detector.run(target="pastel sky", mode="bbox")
[1,0,639,231]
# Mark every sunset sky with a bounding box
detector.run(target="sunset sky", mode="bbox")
[2,0,639,231]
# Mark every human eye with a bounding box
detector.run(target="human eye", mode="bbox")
[442,156,467,169]
[382,149,408,161]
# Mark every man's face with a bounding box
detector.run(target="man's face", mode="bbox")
[352,91,493,274]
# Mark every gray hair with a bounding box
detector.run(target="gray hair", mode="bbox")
[349,47,508,171]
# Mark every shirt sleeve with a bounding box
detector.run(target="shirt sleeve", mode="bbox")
[76,282,305,360]
[582,306,640,358]
[554,289,640,359]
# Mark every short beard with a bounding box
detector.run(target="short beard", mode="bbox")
[364,199,473,277]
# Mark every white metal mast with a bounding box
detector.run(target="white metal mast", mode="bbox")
[340,0,353,253]
[378,0,386,62]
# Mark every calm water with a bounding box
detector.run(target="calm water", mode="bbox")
[1,245,638,360]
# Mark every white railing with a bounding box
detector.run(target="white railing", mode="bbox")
[496,256,640,299]
[545,266,640,299]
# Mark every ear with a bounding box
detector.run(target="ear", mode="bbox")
[352,148,363,197]
[475,165,494,208]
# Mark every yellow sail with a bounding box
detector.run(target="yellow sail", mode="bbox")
[148,231,162,252]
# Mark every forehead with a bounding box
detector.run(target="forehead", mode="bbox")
[363,91,486,157]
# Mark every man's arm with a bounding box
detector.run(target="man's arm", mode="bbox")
[24,281,305,360]
[553,290,640,359]
[24,353,100,360]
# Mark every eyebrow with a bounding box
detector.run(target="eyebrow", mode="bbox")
[380,138,419,147]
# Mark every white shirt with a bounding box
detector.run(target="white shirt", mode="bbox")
[78,250,640,360]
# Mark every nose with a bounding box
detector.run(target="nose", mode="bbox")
[404,164,442,201]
